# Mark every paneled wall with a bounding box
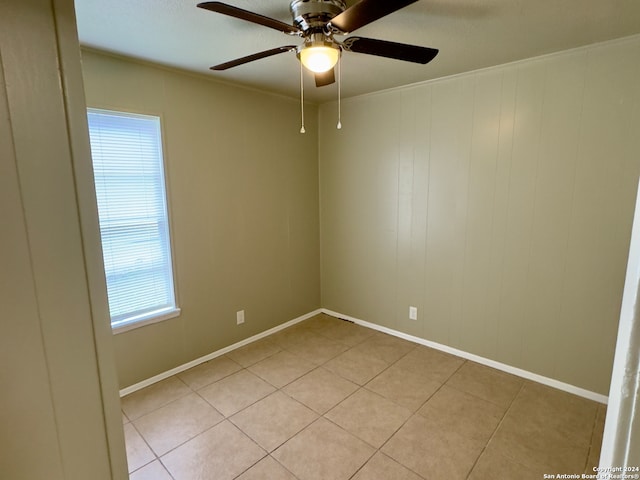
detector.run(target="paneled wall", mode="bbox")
[81,51,321,388]
[1,1,126,478]
[319,35,640,395]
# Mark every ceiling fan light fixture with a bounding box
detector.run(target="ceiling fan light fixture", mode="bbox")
[298,37,340,73]
[300,45,339,72]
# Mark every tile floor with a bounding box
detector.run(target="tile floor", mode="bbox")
[121,313,606,480]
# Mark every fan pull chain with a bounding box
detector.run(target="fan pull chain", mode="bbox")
[300,61,306,134]
[337,53,342,130]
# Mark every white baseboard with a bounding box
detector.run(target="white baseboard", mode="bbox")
[120,306,608,405]
[321,308,608,405]
[119,308,322,397]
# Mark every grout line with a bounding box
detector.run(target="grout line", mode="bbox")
[119,309,322,397]
[127,317,389,477]
[127,422,159,474]
[162,457,176,480]
[484,380,526,450]
[154,420,224,464]
[583,405,601,473]
[322,308,608,404]
[263,453,302,480]
[463,381,528,479]
[464,447,486,480]
[440,363,522,411]
[125,313,601,479]
[364,361,468,471]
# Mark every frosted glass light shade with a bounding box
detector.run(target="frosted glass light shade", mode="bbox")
[300,45,340,73]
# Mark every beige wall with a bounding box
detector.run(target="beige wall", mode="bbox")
[82,36,640,396]
[319,35,640,395]
[1,1,126,479]
[81,50,321,388]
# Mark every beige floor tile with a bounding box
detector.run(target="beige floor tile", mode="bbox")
[270,325,324,350]
[230,391,318,452]
[507,382,598,448]
[445,361,523,409]
[300,313,344,332]
[198,370,275,417]
[393,346,464,383]
[129,460,173,480]
[382,414,484,480]
[596,403,607,424]
[236,456,298,480]
[417,385,504,443]
[121,376,191,420]
[325,389,411,448]
[350,332,416,364]
[177,355,242,390]
[248,350,316,388]
[489,411,590,472]
[351,452,423,480]
[467,448,548,480]
[283,367,359,414]
[491,383,603,473]
[123,423,155,473]
[317,320,376,346]
[283,334,349,365]
[133,392,224,456]
[324,348,389,385]
[365,364,441,412]
[162,420,266,480]
[586,405,606,471]
[119,317,603,480]
[226,339,281,367]
[273,418,375,480]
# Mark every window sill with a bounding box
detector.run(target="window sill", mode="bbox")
[112,307,181,335]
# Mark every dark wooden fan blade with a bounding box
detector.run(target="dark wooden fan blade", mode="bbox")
[315,69,336,87]
[198,2,300,35]
[342,37,438,64]
[328,0,418,34]
[211,46,296,70]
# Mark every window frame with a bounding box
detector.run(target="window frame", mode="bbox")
[87,107,180,334]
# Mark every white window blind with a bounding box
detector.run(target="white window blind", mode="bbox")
[87,109,177,329]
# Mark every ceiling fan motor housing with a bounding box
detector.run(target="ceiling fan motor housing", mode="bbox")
[289,0,346,33]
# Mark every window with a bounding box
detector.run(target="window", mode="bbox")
[87,109,179,331]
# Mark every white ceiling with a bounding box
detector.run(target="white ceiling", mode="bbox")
[74,0,640,103]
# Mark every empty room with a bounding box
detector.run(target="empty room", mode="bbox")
[2,1,640,479]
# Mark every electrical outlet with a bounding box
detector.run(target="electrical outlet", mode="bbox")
[236,310,245,325]
[409,306,418,321]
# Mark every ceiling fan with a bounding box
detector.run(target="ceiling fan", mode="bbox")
[197,0,439,87]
